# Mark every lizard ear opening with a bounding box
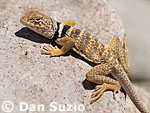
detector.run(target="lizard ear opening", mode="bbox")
[33,17,42,25]
[34,17,41,22]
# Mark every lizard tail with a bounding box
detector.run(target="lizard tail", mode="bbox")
[112,64,149,113]
[123,78,148,113]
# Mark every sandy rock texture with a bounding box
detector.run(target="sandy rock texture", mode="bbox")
[0,0,149,113]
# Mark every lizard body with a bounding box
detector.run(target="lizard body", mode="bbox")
[20,11,148,113]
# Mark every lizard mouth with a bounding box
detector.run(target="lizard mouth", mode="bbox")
[20,15,27,25]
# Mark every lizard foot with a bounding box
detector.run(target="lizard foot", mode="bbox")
[41,44,63,56]
[90,83,120,104]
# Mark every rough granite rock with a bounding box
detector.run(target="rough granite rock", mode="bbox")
[1,0,148,113]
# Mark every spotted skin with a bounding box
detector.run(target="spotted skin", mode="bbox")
[20,11,148,113]
[20,11,57,39]
[108,34,130,73]
[67,28,105,63]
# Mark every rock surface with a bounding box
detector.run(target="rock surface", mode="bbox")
[0,0,149,113]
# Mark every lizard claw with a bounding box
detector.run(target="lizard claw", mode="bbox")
[90,83,120,104]
[90,84,107,104]
[41,44,62,56]
[43,44,56,51]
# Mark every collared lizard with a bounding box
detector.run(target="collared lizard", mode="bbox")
[20,11,148,113]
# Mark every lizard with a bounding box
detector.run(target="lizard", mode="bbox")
[20,11,148,113]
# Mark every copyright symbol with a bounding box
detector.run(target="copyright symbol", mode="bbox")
[2,101,14,112]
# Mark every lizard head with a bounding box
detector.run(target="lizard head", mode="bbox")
[20,11,57,39]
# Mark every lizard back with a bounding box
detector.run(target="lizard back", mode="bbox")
[66,27,106,64]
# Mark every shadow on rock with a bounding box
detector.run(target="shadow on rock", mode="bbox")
[15,27,53,44]
[82,79,97,90]
[65,50,97,67]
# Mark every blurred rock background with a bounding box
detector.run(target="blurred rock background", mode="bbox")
[109,0,150,81]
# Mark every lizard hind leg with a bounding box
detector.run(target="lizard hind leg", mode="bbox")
[86,63,121,104]
[59,20,76,27]
[108,34,130,73]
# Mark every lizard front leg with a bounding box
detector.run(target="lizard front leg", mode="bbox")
[42,37,75,56]
[86,63,121,104]
[60,20,76,27]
